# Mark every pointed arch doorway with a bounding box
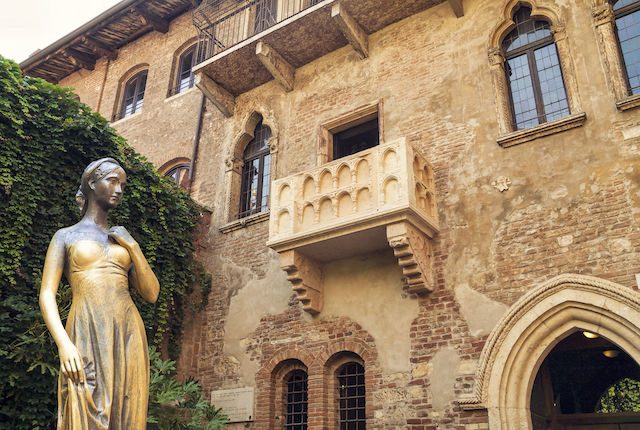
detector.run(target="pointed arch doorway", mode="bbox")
[460,274,640,430]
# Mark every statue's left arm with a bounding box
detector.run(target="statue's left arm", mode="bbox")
[108,226,159,303]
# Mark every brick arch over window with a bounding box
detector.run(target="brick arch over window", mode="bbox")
[168,36,201,97]
[158,157,191,188]
[112,63,149,122]
[255,348,315,429]
[458,274,640,430]
[592,0,640,110]
[222,110,279,224]
[488,1,585,146]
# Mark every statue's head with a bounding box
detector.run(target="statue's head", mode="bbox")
[76,158,126,215]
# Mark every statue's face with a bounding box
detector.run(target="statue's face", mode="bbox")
[90,165,127,209]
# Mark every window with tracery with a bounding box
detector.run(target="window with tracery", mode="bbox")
[503,7,569,130]
[239,120,271,218]
[336,362,365,429]
[613,0,640,95]
[284,369,308,430]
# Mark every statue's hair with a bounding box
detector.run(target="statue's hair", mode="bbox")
[76,158,122,215]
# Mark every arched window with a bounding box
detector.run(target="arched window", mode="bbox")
[171,43,202,96]
[284,369,308,430]
[118,70,147,120]
[613,0,640,95]
[165,163,190,188]
[336,362,365,429]
[239,120,271,218]
[503,7,569,130]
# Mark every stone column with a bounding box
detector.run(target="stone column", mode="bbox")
[488,47,513,135]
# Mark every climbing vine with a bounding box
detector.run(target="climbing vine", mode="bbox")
[0,56,211,429]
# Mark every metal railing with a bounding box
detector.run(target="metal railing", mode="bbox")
[192,0,323,65]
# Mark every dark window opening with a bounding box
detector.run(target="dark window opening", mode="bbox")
[530,331,640,430]
[239,120,271,218]
[284,370,308,430]
[333,118,379,160]
[165,163,190,188]
[503,7,569,130]
[613,0,640,95]
[337,362,365,430]
[117,70,147,120]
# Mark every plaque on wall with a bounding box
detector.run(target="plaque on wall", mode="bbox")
[211,387,255,422]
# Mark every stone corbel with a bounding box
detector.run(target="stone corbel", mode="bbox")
[279,250,323,314]
[386,221,434,294]
[196,72,235,117]
[225,155,243,173]
[256,41,295,92]
[331,3,369,59]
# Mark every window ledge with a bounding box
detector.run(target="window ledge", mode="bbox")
[164,86,198,103]
[497,112,587,148]
[110,110,142,126]
[219,211,270,234]
[616,94,640,112]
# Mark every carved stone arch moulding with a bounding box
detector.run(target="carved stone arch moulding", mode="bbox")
[591,0,640,110]
[488,0,585,143]
[458,274,640,430]
[221,109,280,227]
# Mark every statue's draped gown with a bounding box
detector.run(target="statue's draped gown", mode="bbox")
[58,239,148,430]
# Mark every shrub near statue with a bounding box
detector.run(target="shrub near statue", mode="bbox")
[39,158,160,429]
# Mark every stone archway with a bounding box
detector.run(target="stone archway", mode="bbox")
[459,274,640,430]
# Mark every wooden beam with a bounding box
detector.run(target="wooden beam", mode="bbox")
[195,72,235,118]
[66,48,96,71]
[132,6,169,34]
[82,37,118,61]
[255,41,295,92]
[448,0,464,18]
[331,3,368,59]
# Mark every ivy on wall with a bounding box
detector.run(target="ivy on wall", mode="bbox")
[0,56,211,429]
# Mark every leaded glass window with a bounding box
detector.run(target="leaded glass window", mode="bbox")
[503,7,569,130]
[613,0,640,95]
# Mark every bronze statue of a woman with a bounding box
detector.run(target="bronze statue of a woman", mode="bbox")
[39,158,159,429]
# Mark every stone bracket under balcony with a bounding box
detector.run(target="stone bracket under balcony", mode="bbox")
[267,137,439,314]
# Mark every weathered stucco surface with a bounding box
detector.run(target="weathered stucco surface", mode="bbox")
[455,283,508,336]
[222,251,292,386]
[320,251,418,373]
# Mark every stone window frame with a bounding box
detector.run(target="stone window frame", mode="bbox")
[219,111,279,233]
[111,63,149,123]
[317,101,384,166]
[592,0,640,111]
[489,0,586,147]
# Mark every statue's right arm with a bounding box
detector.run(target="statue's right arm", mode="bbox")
[39,231,85,385]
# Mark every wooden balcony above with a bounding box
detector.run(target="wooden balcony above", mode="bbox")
[267,138,439,314]
[193,0,462,116]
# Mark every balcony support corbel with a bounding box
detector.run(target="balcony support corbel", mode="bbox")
[256,41,295,92]
[196,72,235,117]
[331,3,369,59]
[386,221,435,294]
[279,249,323,315]
[448,0,464,18]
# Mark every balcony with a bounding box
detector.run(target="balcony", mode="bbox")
[267,138,439,314]
[192,0,460,116]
